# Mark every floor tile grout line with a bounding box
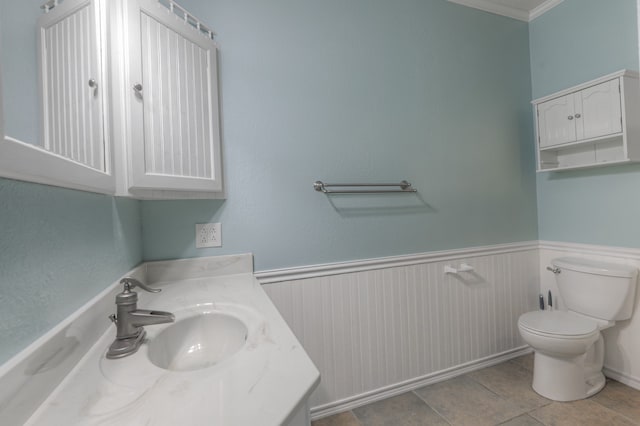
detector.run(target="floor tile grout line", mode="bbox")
[465,359,540,402]
[527,410,546,426]
[588,397,640,426]
[464,371,507,399]
[314,355,640,426]
[426,360,549,425]
[464,360,555,414]
[507,358,533,373]
[410,389,454,425]
[526,397,640,426]
[350,409,363,426]
[495,413,539,426]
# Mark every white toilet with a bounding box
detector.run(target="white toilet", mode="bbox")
[518,257,638,402]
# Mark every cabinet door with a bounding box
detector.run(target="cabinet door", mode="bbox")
[127,0,222,193]
[537,94,576,148]
[575,79,622,140]
[38,0,106,172]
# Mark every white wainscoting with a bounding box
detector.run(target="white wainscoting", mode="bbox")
[258,242,540,418]
[539,241,640,392]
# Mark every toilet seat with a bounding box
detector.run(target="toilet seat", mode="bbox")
[518,311,599,339]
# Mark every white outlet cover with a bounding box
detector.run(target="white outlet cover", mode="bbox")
[195,223,221,248]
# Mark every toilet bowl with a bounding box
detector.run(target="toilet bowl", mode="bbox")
[518,257,637,402]
[518,311,606,401]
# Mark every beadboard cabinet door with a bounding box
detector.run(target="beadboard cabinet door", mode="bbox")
[537,94,577,148]
[577,79,622,141]
[126,0,222,193]
[38,0,107,172]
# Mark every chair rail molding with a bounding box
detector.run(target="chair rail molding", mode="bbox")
[255,241,539,284]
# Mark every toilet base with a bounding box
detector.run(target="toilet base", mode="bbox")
[531,351,605,401]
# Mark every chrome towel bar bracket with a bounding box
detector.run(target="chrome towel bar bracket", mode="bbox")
[313,180,417,194]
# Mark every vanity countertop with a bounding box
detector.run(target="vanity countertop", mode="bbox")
[24,270,320,425]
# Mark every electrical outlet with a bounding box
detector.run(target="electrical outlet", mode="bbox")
[195,223,221,248]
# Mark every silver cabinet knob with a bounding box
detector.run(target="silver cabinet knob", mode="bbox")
[88,79,98,97]
[132,83,143,99]
[568,116,574,120]
[575,113,581,118]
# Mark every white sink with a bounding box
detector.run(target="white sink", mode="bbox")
[148,312,248,371]
[26,259,320,426]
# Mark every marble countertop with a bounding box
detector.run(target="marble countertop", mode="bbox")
[25,271,320,425]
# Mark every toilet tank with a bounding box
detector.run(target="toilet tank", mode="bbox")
[552,257,638,321]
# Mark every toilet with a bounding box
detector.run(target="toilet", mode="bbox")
[518,257,638,402]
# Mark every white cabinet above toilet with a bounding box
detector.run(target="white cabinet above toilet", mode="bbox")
[537,79,622,149]
[533,70,640,172]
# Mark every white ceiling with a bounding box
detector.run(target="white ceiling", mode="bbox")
[447,0,564,22]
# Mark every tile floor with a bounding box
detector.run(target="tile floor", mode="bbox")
[312,354,640,426]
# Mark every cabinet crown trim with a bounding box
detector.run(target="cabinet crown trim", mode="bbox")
[532,69,639,105]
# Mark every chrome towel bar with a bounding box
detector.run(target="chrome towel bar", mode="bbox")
[313,180,417,194]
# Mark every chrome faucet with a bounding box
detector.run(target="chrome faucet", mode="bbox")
[106,277,175,359]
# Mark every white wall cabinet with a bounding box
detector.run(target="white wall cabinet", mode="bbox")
[39,0,107,173]
[0,0,223,199]
[0,0,115,194]
[537,79,622,149]
[533,70,640,172]
[120,0,223,197]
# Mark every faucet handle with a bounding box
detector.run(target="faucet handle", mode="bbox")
[120,277,161,293]
[546,266,561,274]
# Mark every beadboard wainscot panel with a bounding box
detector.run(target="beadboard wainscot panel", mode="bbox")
[257,242,539,418]
[539,241,640,391]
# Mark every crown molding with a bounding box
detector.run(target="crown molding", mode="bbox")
[448,0,529,21]
[448,0,563,22]
[529,0,564,20]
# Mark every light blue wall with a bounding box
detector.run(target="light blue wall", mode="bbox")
[0,178,142,364]
[0,1,41,145]
[0,0,538,364]
[530,0,640,245]
[141,0,539,271]
[529,0,638,99]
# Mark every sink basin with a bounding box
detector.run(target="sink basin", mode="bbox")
[147,312,248,371]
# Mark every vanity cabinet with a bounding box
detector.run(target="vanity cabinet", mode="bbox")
[533,70,640,172]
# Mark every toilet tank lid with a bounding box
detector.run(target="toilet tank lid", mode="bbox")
[552,257,638,278]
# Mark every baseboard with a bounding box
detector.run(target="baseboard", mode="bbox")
[310,346,532,421]
[604,366,640,391]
